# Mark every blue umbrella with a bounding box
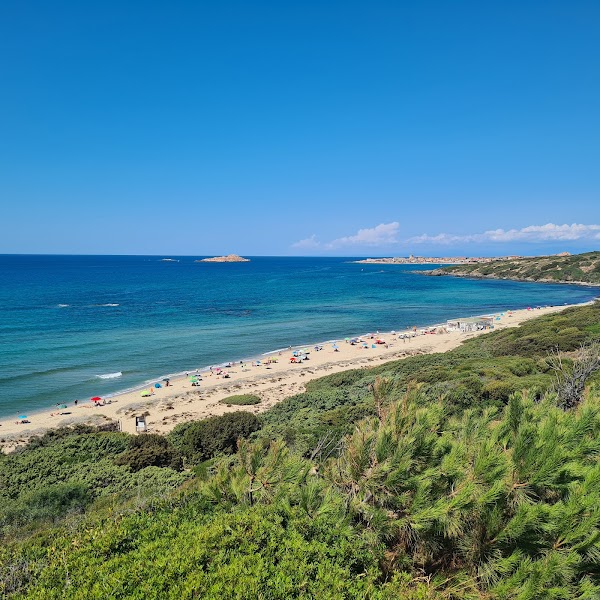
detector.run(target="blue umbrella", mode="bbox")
[154,383,162,388]
[18,415,27,419]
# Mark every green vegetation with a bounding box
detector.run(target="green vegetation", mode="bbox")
[114,433,183,472]
[2,302,600,598]
[429,250,600,284]
[218,393,262,405]
[169,411,262,464]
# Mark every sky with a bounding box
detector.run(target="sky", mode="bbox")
[1,0,599,256]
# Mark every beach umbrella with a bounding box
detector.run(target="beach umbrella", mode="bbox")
[141,391,151,397]
[332,344,339,349]
[58,404,67,409]
[91,396,101,402]
[18,414,27,419]
[162,378,170,382]
[154,383,161,388]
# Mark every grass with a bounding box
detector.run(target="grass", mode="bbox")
[218,394,261,406]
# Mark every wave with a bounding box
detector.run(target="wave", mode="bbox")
[99,303,120,307]
[0,365,80,385]
[262,348,289,355]
[57,304,70,308]
[96,371,123,379]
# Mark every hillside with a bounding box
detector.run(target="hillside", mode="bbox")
[2,302,600,599]
[427,251,600,285]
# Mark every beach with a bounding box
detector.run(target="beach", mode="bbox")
[0,303,583,452]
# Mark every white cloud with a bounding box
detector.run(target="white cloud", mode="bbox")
[408,223,600,245]
[291,235,321,249]
[326,222,400,249]
[292,222,401,251]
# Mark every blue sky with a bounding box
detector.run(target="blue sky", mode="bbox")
[1,0,599,256]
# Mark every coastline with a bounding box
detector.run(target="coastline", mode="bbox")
[422,270,600,288]
[0,301,589,452]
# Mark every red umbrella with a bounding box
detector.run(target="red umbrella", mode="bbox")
[91,396,102,402]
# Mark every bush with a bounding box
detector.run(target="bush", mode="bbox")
[20,422,120,452]
[1,482,90,528]
[114,434,183,472]
[218,394,261,406]
[170,412,261,464]
[305,368,365,391]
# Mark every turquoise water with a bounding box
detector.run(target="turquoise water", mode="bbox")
[0,255,597,418]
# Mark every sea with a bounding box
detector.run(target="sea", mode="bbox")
[0,254,598,419]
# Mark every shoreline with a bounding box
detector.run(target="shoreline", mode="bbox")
[421,270,600,288]
[0,301,590,452]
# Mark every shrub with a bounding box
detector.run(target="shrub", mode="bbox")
[305,368,365,390]
[218,394,261,406]
[170,412,262,464]
[1,482,90,528]
[115,434,183,472]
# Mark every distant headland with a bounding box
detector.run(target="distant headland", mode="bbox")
[424,251,600,286]
[195,254,250,263]
[352,254,528,265]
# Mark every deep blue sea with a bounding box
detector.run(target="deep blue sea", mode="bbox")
[0,255,597,419]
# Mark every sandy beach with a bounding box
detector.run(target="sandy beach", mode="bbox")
[0,303,583,451]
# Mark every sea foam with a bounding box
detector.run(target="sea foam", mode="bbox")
[96,372,123,379]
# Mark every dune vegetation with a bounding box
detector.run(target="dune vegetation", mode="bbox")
[428,251,600,285]
[2,302,600,599]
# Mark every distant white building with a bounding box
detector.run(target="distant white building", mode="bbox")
[447,316,494,332]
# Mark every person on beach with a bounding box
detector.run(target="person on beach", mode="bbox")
[74,399,78,405]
